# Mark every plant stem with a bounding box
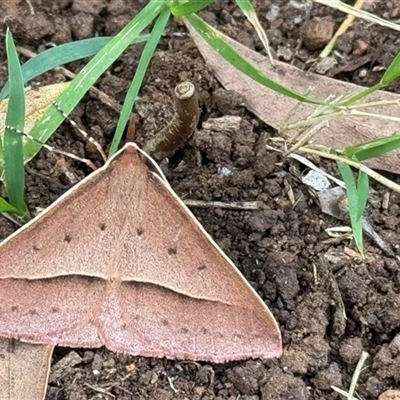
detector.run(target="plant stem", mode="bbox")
[298,146,400,194]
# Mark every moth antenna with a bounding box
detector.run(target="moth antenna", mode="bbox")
[5,125,97,170]
[52,101,107,162]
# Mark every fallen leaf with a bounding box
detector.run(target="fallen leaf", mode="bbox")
[186,21,400,174]
[0,82,69,134]
[0,338,53,400]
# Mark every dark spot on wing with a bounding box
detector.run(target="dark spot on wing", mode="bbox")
[64,234,72,243]
[136,227,144,236]
[180,327,189,334]
[51,307,59,313]
[87,276,97,284]
[99,223,106,231]
[28,309,38,315]
[7,339,16,353]
[232,333,243,339]
[168,247,177,255]
[161,319,169,326]
[33,245,40,251]
[11,306,19,312]
[200,327,208,335]
[198,265,207,271]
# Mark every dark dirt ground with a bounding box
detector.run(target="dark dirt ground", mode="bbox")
[0,0,400,399]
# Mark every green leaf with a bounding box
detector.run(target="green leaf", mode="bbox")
[235,0,273,62]
[0,35,150,101]
[14,0,165,166]
[0,197,20,214]
[343,134,400,161]
[381,48,400,86]
[337,162,357,215]
[110,7,171,155]
[343,48,400,105]
[357,172,369,222]
[170,0,213,16]
[336,162,365,257]
[3,29,30,220]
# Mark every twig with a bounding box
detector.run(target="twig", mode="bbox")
[184,200,264,210]
[313,0,400,32]
[287,152,345,187]
[84,383,115,398]
[332,351,370,400]
[312,262,318,285]
[5,125,97,170]
[319,0,365,58]
[16,46,124,115]
[24,0,35,15]
[297,146,400,194]
[167,376,178,393]
[52,101,107,162]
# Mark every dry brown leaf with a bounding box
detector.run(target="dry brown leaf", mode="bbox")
[0,82,69,134]
[186,22,400,174]
[0,338,53,400]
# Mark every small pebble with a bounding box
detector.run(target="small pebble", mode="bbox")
[352,39,369,57]
[302,18,334,50]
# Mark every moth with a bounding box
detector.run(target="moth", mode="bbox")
[0,143,281,362]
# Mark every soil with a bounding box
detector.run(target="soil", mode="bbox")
[0,0,400,399]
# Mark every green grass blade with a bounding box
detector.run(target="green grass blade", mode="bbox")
[342,47,400,106]
[0,82,70,176]
[170,0,213,16]
[19,0,165,165]
[3,29,30,220]
[356,171,369,222]
[337,162,364,256]
[337,162,357,214]
[0,197,20,214]
[342,49,400,106]
[109,7,171,156]
[341,81,384,106]
[235,0,273,62]
[185,14,323,105]
[381,48,400,86]
[0,35,150,101]
[343,134,400,161]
